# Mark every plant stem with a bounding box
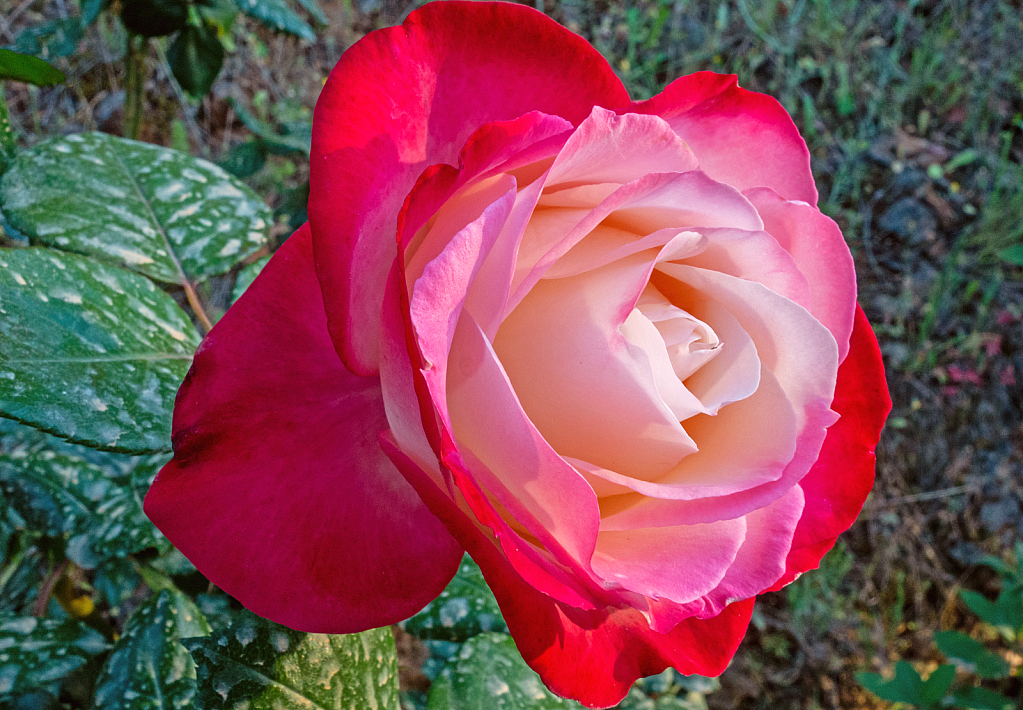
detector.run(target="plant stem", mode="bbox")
[124,34,146,140]
[33,559,69,617]
[183,280,213,333]
[0,84,15,173]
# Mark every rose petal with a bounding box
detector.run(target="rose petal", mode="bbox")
[447,311,602,577]
[309,2,628,374]
[679,226,811,312]
[381,434,753,708]
[546,106,698,187]
[512,170,763,316]
[591,364,796,508]
[769,306,890,589]
[745,187,857,359]
[144,225,463,633]
[632,72,818,205]
[496,253,698,479]
[591,517,746,604]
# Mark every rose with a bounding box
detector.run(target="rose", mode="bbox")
[144,2,891,707]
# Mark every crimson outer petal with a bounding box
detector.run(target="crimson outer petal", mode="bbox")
[383,437,753,709]
[143,226,463,633]
[631,72,818,205]
[770,306,891,590]
[308,0,630,375]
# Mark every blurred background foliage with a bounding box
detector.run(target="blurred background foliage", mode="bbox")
[0,0,1021,708]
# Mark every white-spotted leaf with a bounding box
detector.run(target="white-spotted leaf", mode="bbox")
[0,615,110,694]
[427,633,583,709]
[0,450,168,566]
[0,248,200,453]
[0,132,271,285]
[402,554,507,643]
[184,612,400,710]
[93,590,210,710]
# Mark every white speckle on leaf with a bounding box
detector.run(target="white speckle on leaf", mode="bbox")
[218,239,241,257]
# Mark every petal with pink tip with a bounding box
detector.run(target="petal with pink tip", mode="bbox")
[496,253,698,479]
[144,226,463,633]
[309,1,628,374]
[745,187,857,359]
[632,72,817,205]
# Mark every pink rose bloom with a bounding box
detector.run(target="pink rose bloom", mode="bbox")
[145,3,890,706]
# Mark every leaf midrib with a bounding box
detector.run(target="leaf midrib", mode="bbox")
[192,644,333,710]
[107,139,192,288]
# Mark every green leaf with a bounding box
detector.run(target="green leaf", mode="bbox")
[184,612,400,710]
[218,141,266,180]
[427,633,582,709]
[230,255,270,304]
[960,590,1003,626]
[997,243,1023,266]
[120,0,189,37]
[953,686,1015,710]
[0,451,166,565]
[919,664,955,705]
[934,630,1011,679]
[0,50,65,86]
[402,554,507,643]
[167,22,225,97]
[1,93,15,176]
[232,0,315,40]
[0,248,200,453]
[0,615,110,694]
[856,661,925,704]
[0,543,45,614]
[0,132,271,286]
[9,18,83,59]
[228,99,310,156]
[80,0,113,26]
[291,0,327,26]
[960,589,1023,631]
[94,590,210,709]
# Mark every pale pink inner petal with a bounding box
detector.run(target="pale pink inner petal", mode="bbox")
[495,253,698,479]
[591,517,746,603]
[536,183,621,208]
[465,172,549,340]
[511,171,762,313]
[655,264,838,434]
[745,187,857,360]
[586,364,797,510]
[405,174,517,287]
[678,227,810,312]
[697,484,805,618]
[604,171,763,236]
[619,305,709,423]
[635,285,722,384]
[447,312,602,572]
[664,290,760,415]
[544,227,705,280]
[409,184,514,371]
[545,107,698,188]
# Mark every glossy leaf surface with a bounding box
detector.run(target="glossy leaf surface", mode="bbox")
[0,132,270,285]
[427,633,583,709]
[0,248,200,453]
[184,612,400,710]
[402,555,508,643]
[93,590,210,709]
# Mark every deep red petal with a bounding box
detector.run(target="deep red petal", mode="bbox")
[144,225,463,633]
[769,305,890,590]
[382,434,753,709]
[631,72,817,205]
[309,0,629,375]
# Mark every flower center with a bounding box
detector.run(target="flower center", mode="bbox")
[634,285,721,384]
